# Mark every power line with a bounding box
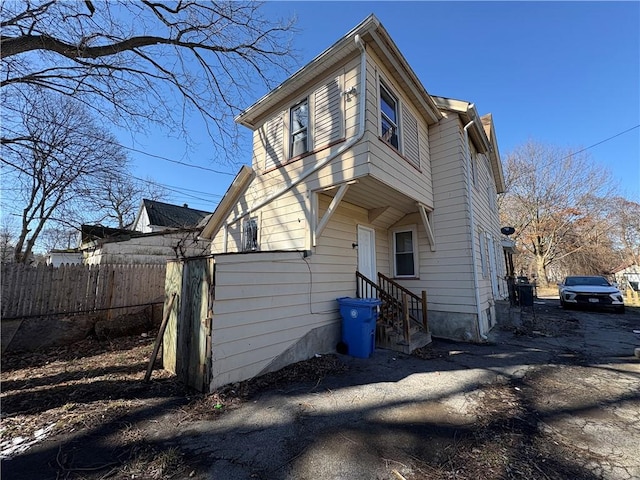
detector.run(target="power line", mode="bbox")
[131,175,221,206]
[1,118,238,201]
[121,143,237,176]
[558,124,640,162]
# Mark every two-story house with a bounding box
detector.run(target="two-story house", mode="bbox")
[165,15,507,391]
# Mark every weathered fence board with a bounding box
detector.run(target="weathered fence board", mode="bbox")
[1,263,167,319]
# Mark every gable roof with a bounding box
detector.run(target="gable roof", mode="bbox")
[432,96,505,193]
[235,14,442,129]
[136,199,211,230]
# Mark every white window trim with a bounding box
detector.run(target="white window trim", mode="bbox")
[242,215,260,252]
[479,231,488,278]
[392,225,419,278]
[378,77,401,152]
[288,97,310,159]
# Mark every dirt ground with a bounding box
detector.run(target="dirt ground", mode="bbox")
[2,296,639,479]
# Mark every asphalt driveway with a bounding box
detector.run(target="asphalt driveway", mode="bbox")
[3,297,639,479]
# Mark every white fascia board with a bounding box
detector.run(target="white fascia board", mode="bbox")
[200,165,255,239]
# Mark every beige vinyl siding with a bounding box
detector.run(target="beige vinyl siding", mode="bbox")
[209,194,384,388]
[264,113,285,171]
[209,251,340,389]
[401,104,420,169]
[365,50,433,207]
[251,58,359,178]
[471,150,506,301]
[313,76,342,147]
[210,186,308,253]
[425,113,477,314]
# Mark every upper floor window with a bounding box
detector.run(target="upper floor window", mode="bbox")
[290,99,308,158]
[380,82,399,149]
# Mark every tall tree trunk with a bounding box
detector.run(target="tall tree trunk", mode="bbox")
[535,254,548,287]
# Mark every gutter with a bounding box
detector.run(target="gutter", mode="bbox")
[220,34,369,237]
[463,108,484,341]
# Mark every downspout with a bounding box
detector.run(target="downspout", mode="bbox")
[463,111,485,341]
[224,35,368,231]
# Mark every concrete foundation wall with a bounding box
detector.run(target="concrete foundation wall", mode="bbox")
[258,322,341,375]
[428,310,478,342]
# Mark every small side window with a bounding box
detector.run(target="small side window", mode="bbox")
[290,99,308,158]
[243,217,259,252]
[393,226,418,277]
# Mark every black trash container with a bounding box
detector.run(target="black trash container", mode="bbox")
[517,284,534,306]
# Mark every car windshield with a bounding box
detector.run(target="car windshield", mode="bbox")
[564,276,610,287]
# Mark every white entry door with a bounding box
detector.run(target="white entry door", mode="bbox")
[357,225,376,282]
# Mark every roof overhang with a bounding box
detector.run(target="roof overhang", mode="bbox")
[200,165,256,239]
[501,238,516,253]
[481,113,506,193]
[235,14,442,129]
[432,96,505,193]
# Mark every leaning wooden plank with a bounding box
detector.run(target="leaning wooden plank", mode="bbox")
[144,292,177,382]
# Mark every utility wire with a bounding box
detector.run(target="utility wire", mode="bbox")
[557,124,640,161]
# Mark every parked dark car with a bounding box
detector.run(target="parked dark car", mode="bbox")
[558,276,625,313]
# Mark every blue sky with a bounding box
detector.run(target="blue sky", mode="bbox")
[127,1,640,211]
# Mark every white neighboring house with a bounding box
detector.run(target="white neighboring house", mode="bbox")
[171,15,510,390]
[80,200,213,265]
[132,199,211,234]
[47,249,83,267]
[612,263,640,292]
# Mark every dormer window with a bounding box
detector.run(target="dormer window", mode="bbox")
[380,82,399,149]
[290,99,308,158]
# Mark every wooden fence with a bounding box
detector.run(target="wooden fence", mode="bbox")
[1,263,166,319]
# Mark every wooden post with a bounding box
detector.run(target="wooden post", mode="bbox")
[144,292,177,382]
[402,292,410,344]
[421,290,428,331]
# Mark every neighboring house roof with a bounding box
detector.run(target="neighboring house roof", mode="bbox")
[133,199,211,231]
[235,14,443,129]
[610,262,640,274]
[81,224,133,244]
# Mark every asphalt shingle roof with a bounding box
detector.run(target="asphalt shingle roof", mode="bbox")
[142,199,210,229]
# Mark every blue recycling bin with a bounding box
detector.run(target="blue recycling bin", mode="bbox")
[336,297,381,358]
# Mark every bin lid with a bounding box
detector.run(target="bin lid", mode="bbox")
[336,297,381,306]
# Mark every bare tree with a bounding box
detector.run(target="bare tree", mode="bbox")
[1,91,129,263]
[1,1,296,159]
[95,175,168,229]
[500,140,617,285]
[0,215,16,263]
[607,197,640,267]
